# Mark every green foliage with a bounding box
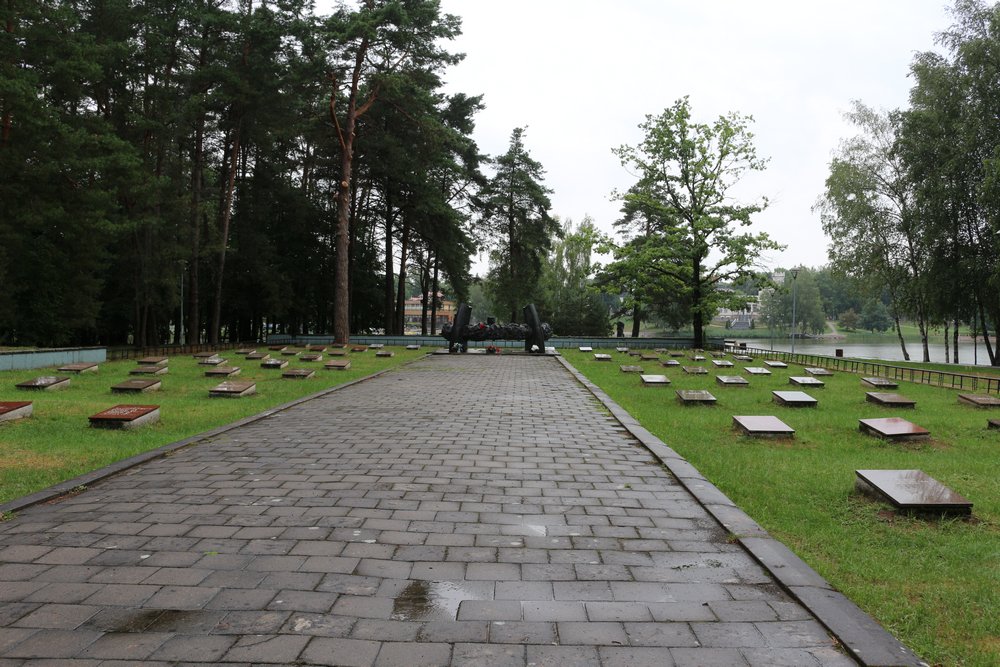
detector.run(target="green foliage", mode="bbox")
[602,97,782,347]
[535,218,610,336]
[838,308,860,331]
[860,298,893,333]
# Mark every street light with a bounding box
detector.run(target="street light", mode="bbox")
[790,268,800,355]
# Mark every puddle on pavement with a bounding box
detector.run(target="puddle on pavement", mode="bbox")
[391,581,482,621]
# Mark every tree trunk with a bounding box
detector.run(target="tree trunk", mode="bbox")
[953,318,960,364]
[631,304,641,338]
[393,219,410,335]
[943,321,950,364]
[210,129,240,344]
[383,190,394,333]
[430,258,439,335]
[979,299,997,365]
[188,118,205,345]
[2,12,14,148]
[891,310,910,361]
[692,258,703,348]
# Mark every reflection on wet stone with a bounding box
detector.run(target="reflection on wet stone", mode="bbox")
[391,581,482,621]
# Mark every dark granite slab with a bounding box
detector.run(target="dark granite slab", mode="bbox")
[733,354,753,362]
[282,369,315,379]
[328,349,348,357]
[711,360,734,367]
[268,345,287,351]
[246,352,270,360]
[733,415,795,437]
[715,375,749,387]
[989,418,1000,429]
[958,393,1000,408]
[137,356,168,366]
[682,366,708,375]
[58,362,98,374]
[300,353,323,362]
[130,365,168,376]
[862,377,898,389]
[375,350,395,357]
[235,348,256,355]
[261,359,289,369]
[593,353,612,361]
[789,376,825,388]
[639,353,659,361]
[764,360,788,368]
[690,355,706,362]
[280,349,300,356]
[744,367,771,375]
[859,417,929,440]
[307,345,328,352]
[325,360,351,370]
[351,346,368,352]
[205,366,240,377]
[16,376,70,391]
[639,374,670,386]
[855,469,971,516]
[866,392,916,408]
[197,356,226,366]
[804,367,833,376]
[669,351,685,357]
[193,351,218,358]
[772,391,817,407]
[89,404,160,429]
[660,359,681,367]
[676,389,717,405]
[111,379,161,394]
[0,401,33,422]
[209,381,256,398]
[619,365,643,373]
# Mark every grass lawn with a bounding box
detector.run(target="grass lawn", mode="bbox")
[0,346,424,505]
[564,349,1000,667]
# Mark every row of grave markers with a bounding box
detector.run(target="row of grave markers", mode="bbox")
[582,346,996,517]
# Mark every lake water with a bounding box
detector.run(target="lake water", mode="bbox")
[741,339,998,367]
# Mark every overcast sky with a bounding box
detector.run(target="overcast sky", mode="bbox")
[431,1,953,275]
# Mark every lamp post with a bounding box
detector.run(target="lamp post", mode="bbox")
[790,268,800,355]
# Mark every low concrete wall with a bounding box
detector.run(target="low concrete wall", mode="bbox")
[265,334,719,350]
[0,347,107,372]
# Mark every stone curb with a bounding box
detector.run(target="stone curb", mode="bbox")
[0,356,427,516]
[556,355,927,667]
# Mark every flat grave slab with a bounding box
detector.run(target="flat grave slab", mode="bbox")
[859,417,929,440]
[130,365,168,376]
[246,352,270,360]
[989,419,1000,429]
[405,344,421,350]
[744,367,771,375]
[855,469,972,516]
[235,348,256,355]
[804,367,834,377]
[268,345,288,352]
[862,377,898,389]
[205,366,240,377]
[689,355,706,362]
[711,359,734,367]
[733,354,753,362]
[282,369,315,380]
[676,389,717,405]
[764,360,788,368]
[772,390,817,407]
[300,353,323,362]
[369,343,385,349]
[669,351,685,357]
[866,392,916,408]
[628,350,643,357]
[89,404,160,430]
[957,394,1000,408]
[261,359,289,369]
[615,347,629,353]
[58,362,98,374]
[197,356,226,366]
[193,351,218,358]
[578,346,593,352]
[328,349,348,357]
[716,375,749,388]
[111,379,161,394]
[639,353,660,361]
[660,359,681,367]
[619,365,644,373]
[0,401,33,422]
[682,366,708,375]
[209,380,256,398]
[280,349,300,356]
[593,353,612,361]
[137,356,168,366]
[375,350,395,358]
[351,346,368,352]
[16,376,70,391]
[307,345,328,352]
[325,360,351,370]
[640,374,670,386]
[733,415,795,438]
[789,376,825,388]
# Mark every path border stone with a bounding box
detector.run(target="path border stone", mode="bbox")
[556,355,926,667]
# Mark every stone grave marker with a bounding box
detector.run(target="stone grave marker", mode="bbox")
[268,345,288,352]
[16,376,70,391]
[733,354,753,362]
[711,359,734,368]
[733,415,795,438]
[198,356,226,366]
[328,349,348,357]
[351,346,368,352]
[193,351,216,358]
[0,401,33,423]
[593,353,612,361]
[676,389,717,405]
[209,380,256,398]
[859,417,929,441]
[235,348,256,355]
[261,359,289,369]
[282,369,315,380]
[640,353,660,361]
[300,353,323,362]
[130,365,168,376]
[579,346,593,352]
[716,375,749,388]
[280,349,300,356]
[405,344,421,350]
[246,351,270,360]
[369,343,385,349]
[744,367,771,375]
[957,394,1000,408]
[628,350,643,357]
[789,376,825,388]
[661,359,681,367]
[764,360,788,368]
[616,347,629,353]
[669,351,685,357]
[804,367,834,377]
[690,354,706,362]
[772,391,817,408]
[205,366,240,377]
[866,392,916,409]
[619,365,644,373]
[862,377,898,390]
[58,362,98,374]
[682,366,708,375]
[137,356,168,366]
[640,374,670,387]
[376,350,395,358]
[89,404,160,430]
[988,419,999,430]
[307,345,328,352]
[325,359,351,371]
[111,379,161,394]
[855,469,972,516]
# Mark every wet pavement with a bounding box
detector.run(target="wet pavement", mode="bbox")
[0,354,865,665]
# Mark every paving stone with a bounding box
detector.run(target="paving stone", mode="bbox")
[451,642,526,667]
[599,646,676,667]
[77,631,172,659]
[374,641,452,666]
[221,634,310,663]
[148,634,237,662]
[526,644,600,667]
[299,637,380,667]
